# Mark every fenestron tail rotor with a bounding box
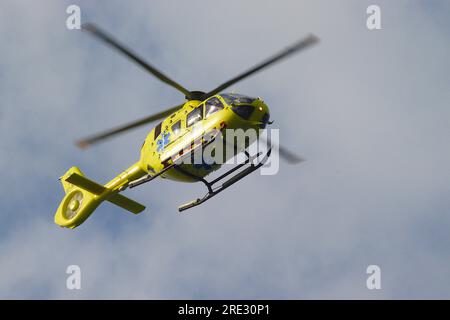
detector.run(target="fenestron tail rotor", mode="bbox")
[64,190,84,219]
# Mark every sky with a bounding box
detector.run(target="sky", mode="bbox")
[0,0,449,299]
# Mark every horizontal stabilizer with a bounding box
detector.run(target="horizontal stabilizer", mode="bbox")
[108,194,146,214]
[65,172,106,195]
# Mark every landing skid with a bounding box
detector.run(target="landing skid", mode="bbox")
[177,148,271,212]
[125,147,272,212]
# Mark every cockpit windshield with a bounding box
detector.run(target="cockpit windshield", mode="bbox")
[220,93,256,105]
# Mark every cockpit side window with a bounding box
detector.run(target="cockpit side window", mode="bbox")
[205,97,224,118]
[186,105,203,127]
[231,105,255,120]
[154,121,162,140]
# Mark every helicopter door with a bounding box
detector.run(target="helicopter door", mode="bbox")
[186,104,204,136]
[186,105,203,127]
[185,104,205,157]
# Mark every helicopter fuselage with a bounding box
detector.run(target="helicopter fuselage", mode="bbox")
[54,23,316,229]
[139,93,270,182]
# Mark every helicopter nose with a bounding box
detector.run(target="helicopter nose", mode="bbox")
[259,112,270,128]
[255,102,270,128]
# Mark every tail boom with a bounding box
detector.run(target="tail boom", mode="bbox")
[54,163,146,229]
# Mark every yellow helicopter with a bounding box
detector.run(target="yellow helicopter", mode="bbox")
[54,24,319,229]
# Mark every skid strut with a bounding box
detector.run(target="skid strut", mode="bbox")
[125,143,272,212]
[127,163,176,189]
[177,148,272,212]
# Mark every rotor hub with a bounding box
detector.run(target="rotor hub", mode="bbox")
[186,91,206,101]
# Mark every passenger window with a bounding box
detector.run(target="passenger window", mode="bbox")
[154,121,162,139]
[171,120,181,136]
[205,97,224,118]
[186,105,203,127]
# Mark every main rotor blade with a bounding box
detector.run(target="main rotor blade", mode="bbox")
[276,144,306,164]
[76,103,183,149]
[82,23,191,98]
[259,136,305,165]
[202,34,319,99]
